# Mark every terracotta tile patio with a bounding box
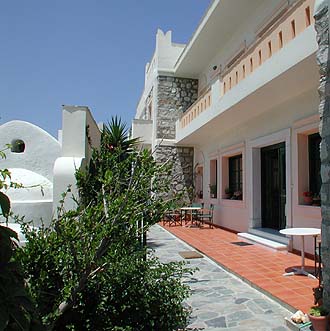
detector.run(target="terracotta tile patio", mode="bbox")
[162,224,319,314]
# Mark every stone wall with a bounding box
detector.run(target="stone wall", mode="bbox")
[314,1,330,309]
[156,76,198,139]
[155,145,194,203]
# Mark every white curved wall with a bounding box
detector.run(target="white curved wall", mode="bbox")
[6,168,53,201]
[0,120,61,182]
[0,120,60,225]
[1,201,53,227]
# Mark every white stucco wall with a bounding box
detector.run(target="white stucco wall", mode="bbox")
[0,120,61,225]
[194,88,320,254]
[156,30,185,70]
[6,168,53,201]
[0,120,61,182]
[53,106,101,213]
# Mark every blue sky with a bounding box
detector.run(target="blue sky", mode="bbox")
[0,1,210,138]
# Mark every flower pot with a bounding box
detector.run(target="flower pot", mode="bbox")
[308,314,329,331]
[304,196,313,205]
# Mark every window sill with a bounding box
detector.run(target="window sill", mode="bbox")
[220,198,246,208]
[298,204,320,208]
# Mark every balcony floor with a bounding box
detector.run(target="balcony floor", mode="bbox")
[162,223,319,314]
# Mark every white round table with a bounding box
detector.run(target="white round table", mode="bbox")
[279,227,320,279]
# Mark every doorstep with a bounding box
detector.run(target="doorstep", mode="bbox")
[237,232,288,251]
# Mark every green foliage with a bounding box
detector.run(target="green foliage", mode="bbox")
[309,306,328,317]
[102,116,139,153]
[0,148,42,330]
[18,120,191,330]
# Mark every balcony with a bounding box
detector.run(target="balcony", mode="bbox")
[131,119,153,147]
[180,88,212,128]
[176,0,317,144]
[220,0,315,97]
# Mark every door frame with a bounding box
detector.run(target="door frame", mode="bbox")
[246,128,291,230]
[261,142,286,229]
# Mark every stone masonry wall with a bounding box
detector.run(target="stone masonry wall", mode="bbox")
[156,76,198,140]
[314,2,330,309]
[154,75,198,202]
[155,145,194,203]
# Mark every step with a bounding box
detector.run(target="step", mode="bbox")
[249,227,290,245]
[237,232,288,251]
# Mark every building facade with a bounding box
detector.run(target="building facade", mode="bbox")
[132,0,322,254]
[0,106,101,228]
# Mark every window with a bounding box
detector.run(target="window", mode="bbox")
[210,159,217,198]
[229,155,243,199]
[258,50,262,66]
[242,64,246,78]
[309,133,321,196]
[11,139,25,153]
[250,58,253,72]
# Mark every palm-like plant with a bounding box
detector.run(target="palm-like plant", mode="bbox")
[78,116,139,205]
[101,116,139,154]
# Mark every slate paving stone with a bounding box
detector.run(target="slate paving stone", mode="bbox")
[195,311,219,320]
[148,225,291,330]
[227,310,254,322]
[205,316,227,328]
[235,297,249,304]
[246,301,267,314]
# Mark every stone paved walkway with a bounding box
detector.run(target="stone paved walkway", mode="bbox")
[148,225,292,331]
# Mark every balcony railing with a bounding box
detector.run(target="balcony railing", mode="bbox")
[180,88,212,128]
[221,0,314,96]
[179,0,314,130]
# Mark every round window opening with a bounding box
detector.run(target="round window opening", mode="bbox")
[11,139,25,153]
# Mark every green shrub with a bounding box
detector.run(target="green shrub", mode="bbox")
[17,120,192,330]
[0,146,42,330]
[309,306,328,317]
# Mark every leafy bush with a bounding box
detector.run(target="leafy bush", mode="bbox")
[17,120,191,330]
[309,306,328,317]
[0,147,42,330]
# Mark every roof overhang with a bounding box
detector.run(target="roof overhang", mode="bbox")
[174,0,265,78]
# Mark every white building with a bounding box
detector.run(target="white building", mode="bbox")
[132,0,321,254]
[0,106,101,227]
[0,120,61,226]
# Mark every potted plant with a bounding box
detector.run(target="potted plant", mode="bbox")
[210,184,217,198]
[224,187,232,199]
[232,190,242,200]
[303,191,313,205]
[308,306,329,331]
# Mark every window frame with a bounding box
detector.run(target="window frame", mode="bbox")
[209,159,218,199]
[308,132,321,196]
[220,143,245,203]
[228,154,243,200]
